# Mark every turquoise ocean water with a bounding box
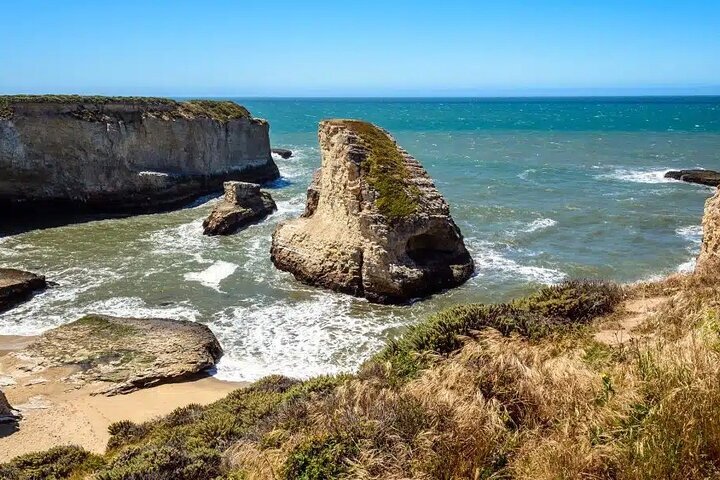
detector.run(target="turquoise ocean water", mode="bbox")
[1,97,718,380]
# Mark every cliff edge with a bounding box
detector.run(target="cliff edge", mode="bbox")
[0,96,279,218]
[271,119,474,304]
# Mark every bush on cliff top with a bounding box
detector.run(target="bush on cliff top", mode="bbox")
[335,120,420,219]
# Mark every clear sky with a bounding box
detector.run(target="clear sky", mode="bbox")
[2,0,719,97]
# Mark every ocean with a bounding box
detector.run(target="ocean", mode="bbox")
[0,97,718,381]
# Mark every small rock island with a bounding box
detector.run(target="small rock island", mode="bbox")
[665,169,720,187]
[271,119,474,304]
[0,96,279,220]
[203,181,277,235]
[0,269,47,313]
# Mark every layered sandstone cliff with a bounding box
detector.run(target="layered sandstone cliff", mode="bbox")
[271,120,474,304]
[696,188,720,275]
[0,96,279,217]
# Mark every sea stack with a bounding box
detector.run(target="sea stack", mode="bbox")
[202,181,277,235]
[271,120,474,304]
[696,188,720,275]
[0,96,279,220]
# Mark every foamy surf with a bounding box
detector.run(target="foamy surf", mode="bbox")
[210,293,407,382]
[596,168,674,184]
[184,261,239,292]
[522,218,557,233]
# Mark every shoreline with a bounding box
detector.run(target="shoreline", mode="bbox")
[0,334,247,461]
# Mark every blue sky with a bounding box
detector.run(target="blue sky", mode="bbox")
[1,0,719,96]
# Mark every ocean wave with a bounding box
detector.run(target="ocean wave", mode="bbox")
[465,238,566,284]
[147,219,215,260]
[595,168,674,184]
[676,225,703,245]
[210,293,407,382]
[0,266,123,335]
[184,261,238,292]
[522,218,557,233]
[517,168,536,181]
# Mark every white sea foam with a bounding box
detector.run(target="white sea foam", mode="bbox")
[517,169,536,180]
[211,293,407,382]
[677,259,696,274]
[184,261,238,292]
[596,168,674,184]
[676,225,703,245]
[522,218,557,233]
[148,219,214,260]
[465,238,566,284]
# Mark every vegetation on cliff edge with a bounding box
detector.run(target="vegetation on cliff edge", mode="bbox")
[0,96,251,122]
[335,120,421,219]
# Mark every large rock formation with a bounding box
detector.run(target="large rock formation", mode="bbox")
[6,314,222,395]
[665,169,720,187]
[696,188,720,275]
[0,96,279,219]
[203,181,277,235]
[271,120,474,304]
[0,269,47,312]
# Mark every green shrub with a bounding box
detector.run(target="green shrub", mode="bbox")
[0,445,104,480]
[283,435,356,480]
[373,281,623,381]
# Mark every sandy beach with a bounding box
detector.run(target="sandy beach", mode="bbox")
[0,334,246,461]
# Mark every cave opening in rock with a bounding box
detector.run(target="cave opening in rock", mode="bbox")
[406,232,456,265]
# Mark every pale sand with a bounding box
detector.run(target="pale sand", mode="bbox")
[0,335,247,461]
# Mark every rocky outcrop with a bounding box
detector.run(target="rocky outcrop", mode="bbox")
[0,269,47,313]
[0,96,280,220]
[696,188,720,275]
[665,169,720,187]
[271,120,474,304]
[0,390,20,424]
[8,314,222,395]
[272,148,293,159]
[203,181,277,235]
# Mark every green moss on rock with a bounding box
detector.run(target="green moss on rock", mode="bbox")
[335,120,420,219]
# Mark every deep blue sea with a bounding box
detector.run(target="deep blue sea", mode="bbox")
[1,97,719,381]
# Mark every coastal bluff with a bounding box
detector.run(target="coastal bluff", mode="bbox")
[0,96,279,217]
[271,120,474,304]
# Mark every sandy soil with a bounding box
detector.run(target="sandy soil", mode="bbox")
[594,296,669,346]
[0,335,246,461]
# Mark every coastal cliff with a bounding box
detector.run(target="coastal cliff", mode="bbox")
[696,187,720,275]
[0,96,279,217]
[271,120,474,304]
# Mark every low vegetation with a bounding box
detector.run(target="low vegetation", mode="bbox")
[3,273,720,479]
[0,96,251,122]
[336,120,420,219]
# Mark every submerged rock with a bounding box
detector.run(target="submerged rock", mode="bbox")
[665,169,720,187]
[10,314,223,395]
[0,389,20,424]
[271,148,293,159]
[696,188,720,275]
[0,96,280,222]
[0,269,47,313]
[271,119,474,304]
[202,181,277,235]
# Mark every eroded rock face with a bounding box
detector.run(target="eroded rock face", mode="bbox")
[0,269,47,312]
[271,120,474,304]
[8,314,223,395]
[203,181,277,235]
[0,389,20,424]
[665,169,720,187]
[0,97,279,220]
[696,188,720,275]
